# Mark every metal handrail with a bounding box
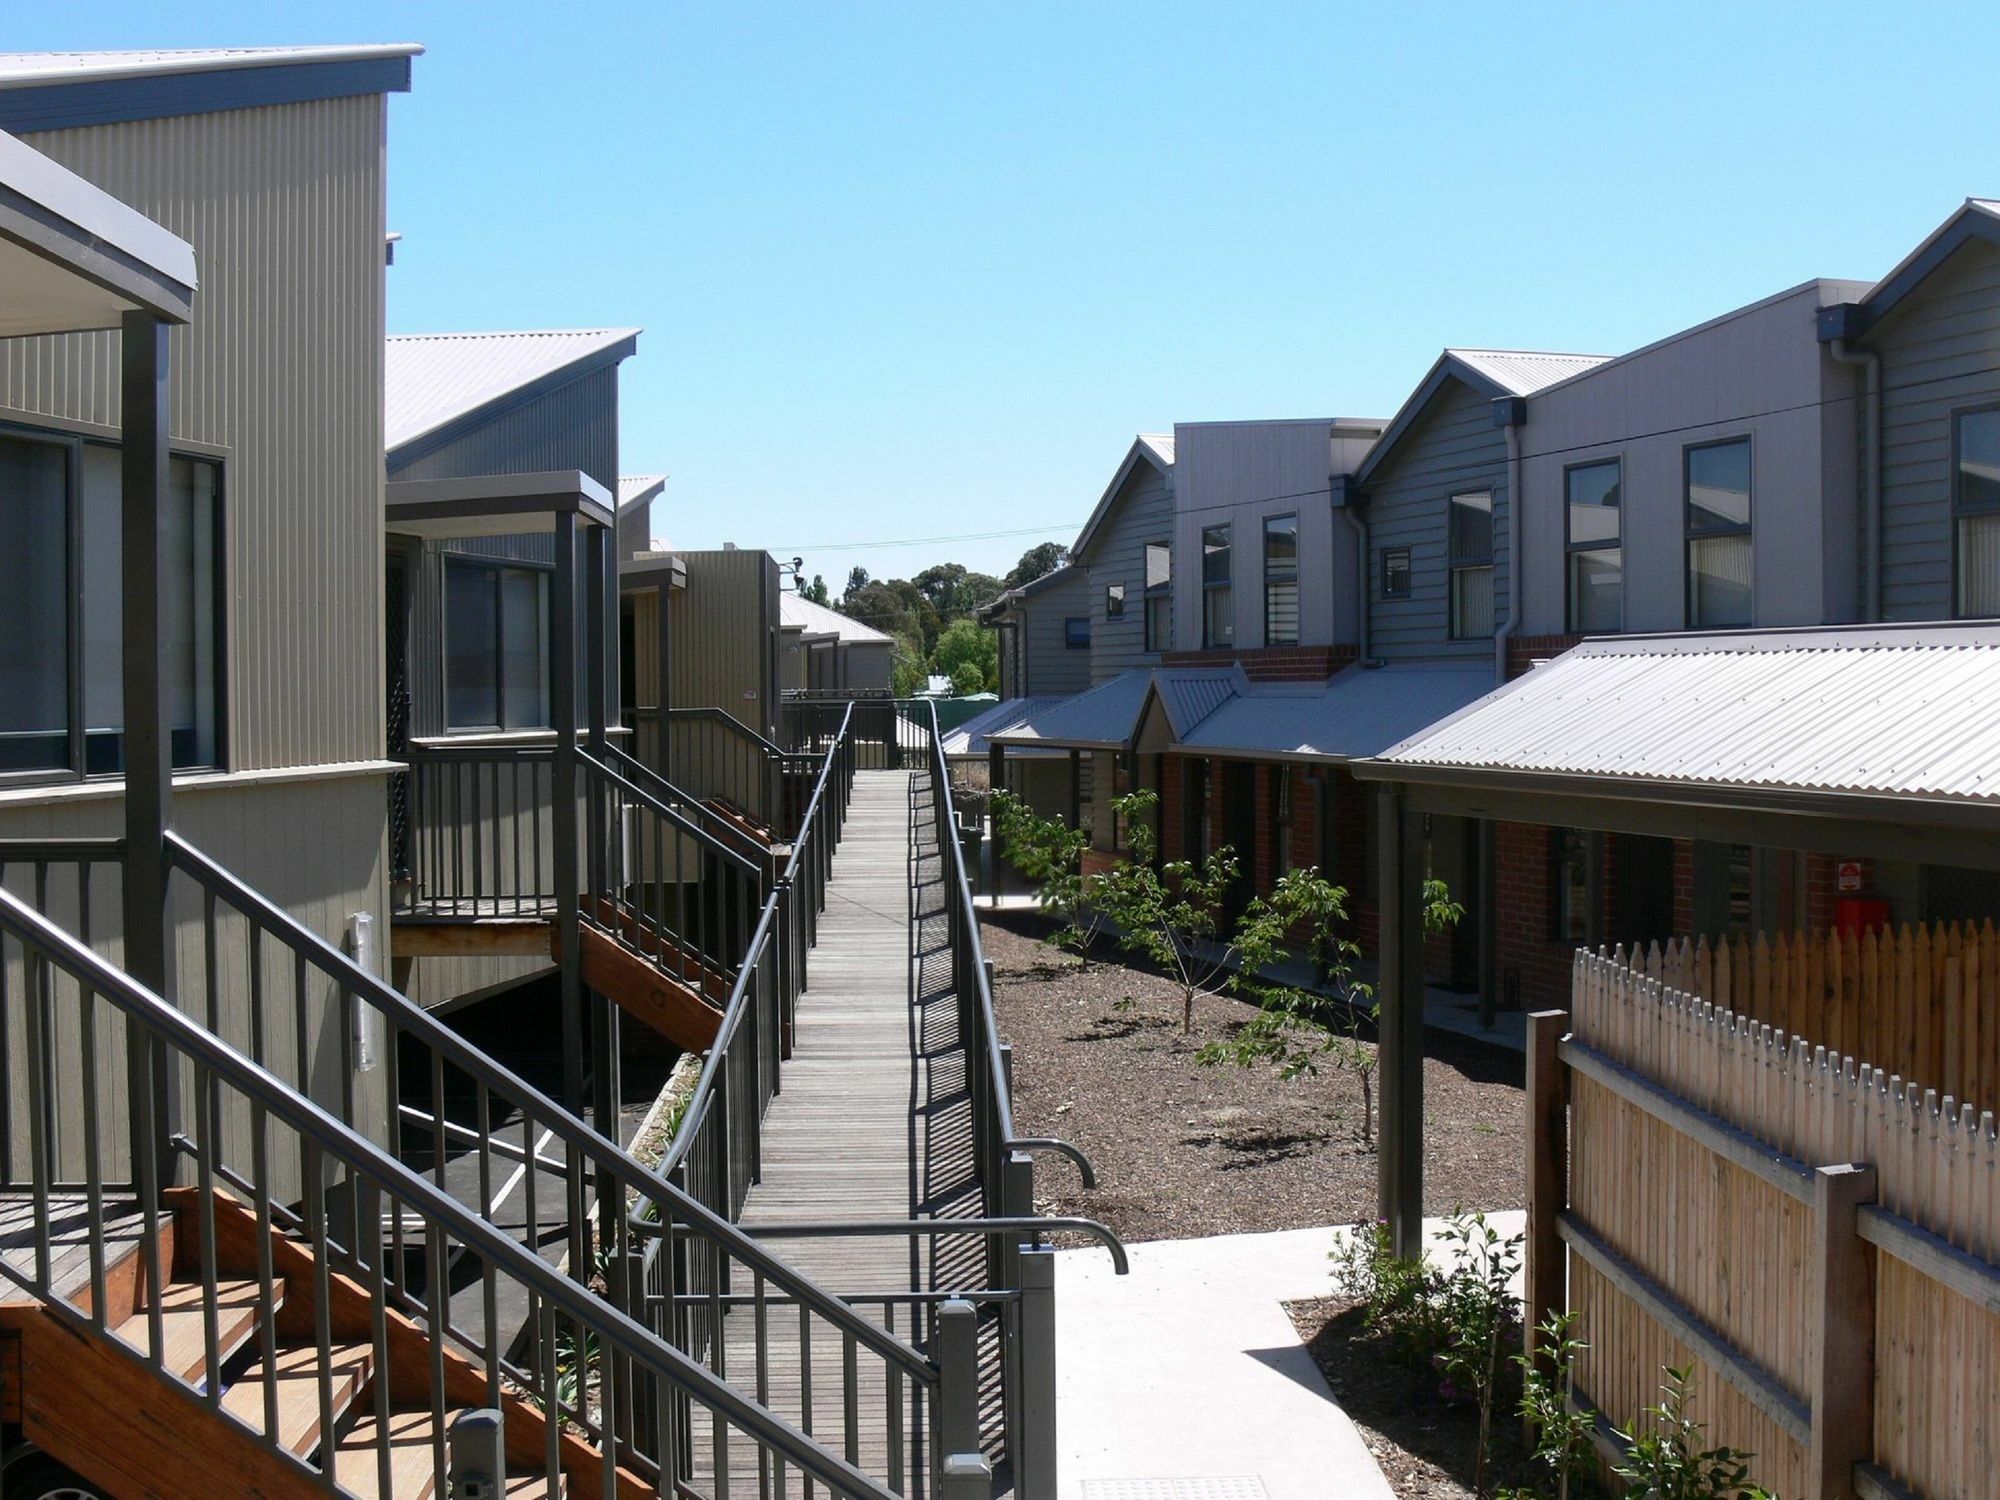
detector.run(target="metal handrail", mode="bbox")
[657,705,800,762]
[0,883,897,1499]
[579,746,762,879]
[163,829,935,1385]
[603,740,769,864]
[733,1215,1130,1273]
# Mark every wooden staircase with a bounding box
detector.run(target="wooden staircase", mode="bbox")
[0,1191,628,1499]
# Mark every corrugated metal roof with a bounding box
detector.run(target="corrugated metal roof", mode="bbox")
[945,696,1079,758]
[385,328,640,451]
[1138,431,1174,466]
[1374,624,2000,803]
[1446,349,1614,396]
[989,670,1158,750]
[1182,664,1494,762]
[1151,667,1244,738]
[0,46,425,86]
[619,474,666,509]
[779,591,894,644]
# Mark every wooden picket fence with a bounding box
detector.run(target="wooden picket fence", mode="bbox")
[1631,923,2000,1116]
[1527,942,2000,1500]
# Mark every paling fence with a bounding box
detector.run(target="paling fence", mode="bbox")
[1531,937,2000,1500]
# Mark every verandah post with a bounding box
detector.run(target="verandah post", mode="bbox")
[1524,1009,1570,1388]
[1809,1161,1876,1500]
[1377,786,1425,1258]
[552,509,584,1121]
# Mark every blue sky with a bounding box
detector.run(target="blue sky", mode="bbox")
[20,2,2000,593]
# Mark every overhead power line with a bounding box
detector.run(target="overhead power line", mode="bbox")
[774,521,1082,552]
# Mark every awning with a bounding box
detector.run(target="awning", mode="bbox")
[987,669,1209,752]
[1178,663,1494,763]
[943,695,1071,758]
[1356,623,2000,826]
[0,127,195,334]
[385,471,614,539]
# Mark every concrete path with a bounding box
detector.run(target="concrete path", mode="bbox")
[1055,1211,1526,1500]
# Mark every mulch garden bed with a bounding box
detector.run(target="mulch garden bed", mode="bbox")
[1285,1296,1554,1500]
[981,909,1526,1243]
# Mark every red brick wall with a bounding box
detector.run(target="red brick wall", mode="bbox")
[1161,644,1358,682]
[1671,839,1695,937]
[1160,754,1185,863]
[1505,633,1582,681]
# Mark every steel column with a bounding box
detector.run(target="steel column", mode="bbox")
[1377,788,1426,1258]
[120,311,178,1180]
[551,511,585,1119]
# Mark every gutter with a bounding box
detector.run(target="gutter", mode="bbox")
[1334,480,1370,662]
[1827,337,1883,620]
[1492,399,1527,683]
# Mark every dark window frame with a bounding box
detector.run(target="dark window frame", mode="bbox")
[1447,490,1495,640]
[1201,523,1233,649]
[1380,546,1412,600]
[1104,580,1126,619]
[1682,435,1754,629]
[1262,512,1299,647]
[0,421,228,787]
[1143,539,1172,653]
[1564,456,1624,633]
[443,554,554,733]
[1950,402,2000,618]
[1064,616,1091,649]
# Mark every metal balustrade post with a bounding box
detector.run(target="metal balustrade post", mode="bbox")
[937,1298,991,1498]
[1017,1247,1058,1500]
[447,1409,506,1499]
[551,511,586,1121]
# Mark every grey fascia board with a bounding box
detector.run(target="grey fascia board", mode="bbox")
[0,128,196,326]
[1353,356,1501,487]
[0,51,419,133]
[1072,436,1172,562]
[385,470,615,537]
[1347,757,2000,834]
[385,334,639,471]
[1843,202,2000,336]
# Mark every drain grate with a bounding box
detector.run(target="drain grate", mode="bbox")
[1083,1480,1271,1500]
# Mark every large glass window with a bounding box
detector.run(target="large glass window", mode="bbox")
[1447,491,1495,639]
[0,430,222,779]
[1263,514,1299,646]
[1565,459,1623,633]
[1685,438,1752,628]
[445,559,549,731]
[1201,524,1232,649]
[1144,540,1171,653]
[1954,406,2000,617]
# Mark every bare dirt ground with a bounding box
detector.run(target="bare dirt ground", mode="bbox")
[981,911,1526,1243]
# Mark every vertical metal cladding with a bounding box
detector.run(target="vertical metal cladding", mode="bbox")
[4,96,389,772]
[669,550,782,735]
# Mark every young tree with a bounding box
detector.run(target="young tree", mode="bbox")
[1089,790,1245,1034]
[843,565,870,600]
[802,573,831,605]
[989,791,1102,962]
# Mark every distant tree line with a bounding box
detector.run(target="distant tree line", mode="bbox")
[829,540,1070,696]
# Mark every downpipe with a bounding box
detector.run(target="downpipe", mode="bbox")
[1494,418,1524,683]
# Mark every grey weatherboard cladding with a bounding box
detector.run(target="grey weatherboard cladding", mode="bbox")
[1077,454,1174,681]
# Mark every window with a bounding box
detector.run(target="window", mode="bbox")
[1447,491,1495,639]
[1064,616,1090,649]
[445,559,549,731]
[0,430,222,780]
[1685,438,1752,628]
[1381,547,1411,600]
[1201,524,1232,648]
[1263,514,1299,646]
[1144,541,1171,653]
[1953,406,2000,617]
[1565,459,1623,633]
[1105,581,1125,619]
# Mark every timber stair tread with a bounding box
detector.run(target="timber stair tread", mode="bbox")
[334,1407,566,1499]
[219,1338,373,1456]
[115,1274,277,1385]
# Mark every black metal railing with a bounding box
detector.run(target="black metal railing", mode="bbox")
[0,881,903,1498]
[403,739,559,917]
[631,707,819,843]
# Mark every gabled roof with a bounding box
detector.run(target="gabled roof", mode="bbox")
[385,328,640,457]
[941,696,1072,758]
[1071,433,1175,562]
[1822,199,2000,340]
[988,669,1160,751]
[618,475,667,511]
[1354,348,1610,485]
[976,562,1082,621]
[1362,623,2000,815]
[1176,663,1494,763]
[779,591,894,645]
[1144,666,1247,740]
[0,46,421,132]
